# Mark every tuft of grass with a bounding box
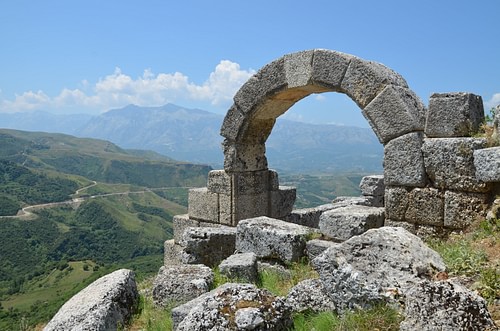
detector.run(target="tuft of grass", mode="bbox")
[291,304,403,331]
[128,278,173,331]
[258,258,319,296]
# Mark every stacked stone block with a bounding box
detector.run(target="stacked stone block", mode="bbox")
[385,92,491,231]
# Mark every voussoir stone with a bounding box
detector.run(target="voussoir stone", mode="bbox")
[312,227,445,312]
[176,283,292,331]
[44,269,138,331]
[236,216,315,263]
[152,264,213,308]
[400,279,496,331]
[318,205,385,241]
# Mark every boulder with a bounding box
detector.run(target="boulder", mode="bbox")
[400,280,496,331]
[359,175,385,197]
[312,227,445,312]
[286,278,336,313]
[44,269,138,331]
[175,283,292,331]
[305,239,339,261]
[152,264,213,307]
[318,205,385,241]
[236,216,314,263]
[219,252,258,283]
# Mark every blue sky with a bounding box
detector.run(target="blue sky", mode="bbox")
[0,0,498,127]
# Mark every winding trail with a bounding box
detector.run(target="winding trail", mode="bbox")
[0,182,191,220]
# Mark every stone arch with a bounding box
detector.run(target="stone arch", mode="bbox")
[220,49,427,173]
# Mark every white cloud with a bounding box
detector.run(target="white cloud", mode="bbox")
[0,61,255,114]
[485,93,500,110]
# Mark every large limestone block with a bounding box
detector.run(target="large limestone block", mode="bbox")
[384,132,427,187]
[285,203,337,228]
[44,269,138,331]
[405,187,444,226]
[284,50,314,88]
[319,205,385,241]
[400,280,496,331]
[425,92,484,138]
[222,140,268,172]
[180,226,237,267]
[173,214,199,244]
[232,57,287,116]
[363,86,426,143]
[175,283,292,331]
[219,252,258,283]
[444,191,488,229]
[311,49,353,91]
[269,186,296,219]
[341,57,408,109]
[474,146,500,182]
[152,264,213,308]
[164,239,182,266]
[359,175,385,196]
[422,137,490,192]
[207,169,232,194]
[187,187,219,223]
[312,227,445,312]
[384,186,410,221]
[234,169,279,195]
[236,216,315,263]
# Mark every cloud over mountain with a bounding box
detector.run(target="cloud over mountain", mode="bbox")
[0,61,255,114]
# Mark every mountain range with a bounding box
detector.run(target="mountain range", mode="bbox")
[0,104,383,173]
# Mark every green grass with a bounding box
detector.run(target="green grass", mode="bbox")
[292,304,403,331]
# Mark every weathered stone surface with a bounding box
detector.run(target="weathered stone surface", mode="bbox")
[400,280,496,331]
[223,140,269,173]
[234,191,269,222]
[173,214,199,244]
[180,226,237,267]
[306,239,340,261]
[474,146,500,182]
[384,132,427,187]
[187,187,218,223]
[312,227,445,312]
[164,239,182,266]
[341,57,408,109]
[425,92,484,138]
[233,57,287,116]
[269,186,296,219]
[405,188,444,226]
[207,169,232,194]
[176,283,292,331]
[152,264,213,308]
[284,203,337,228]
[234,169,279,195]
[422,137,490,192]
[363,85,425,143]
[284,50,314,88]
[319,205,385,241]
[444,191,489,229]
[286,278,336,313]
[311,49,352,91]
[236,216,314,263]
[359,175,385,196]
[44,269,138,331]
[219,252,258,283]
[257,261,292,280]
[220,104,246,141]
[384,186,410,221]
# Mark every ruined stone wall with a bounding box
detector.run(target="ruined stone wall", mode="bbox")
[184,49,500,233]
